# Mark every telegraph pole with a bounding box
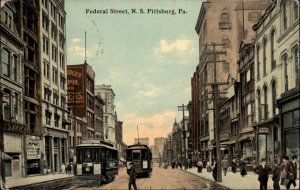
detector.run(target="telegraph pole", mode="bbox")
[202,42,228,182]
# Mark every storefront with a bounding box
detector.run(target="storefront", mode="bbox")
[25,135,43,175]
[278,90,300,160]
[3,132,24,178]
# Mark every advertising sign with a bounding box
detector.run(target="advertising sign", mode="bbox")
[26,139,42,160]
[67,67,86,118]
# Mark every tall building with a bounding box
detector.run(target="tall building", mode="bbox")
[95,84,116,145]
[154,137,166,162]
[253,0,299,163]
[134,137,149,146]
[95,95,105,140]
[39,0,69,173]
[13,0,44,176]
[67,63,96,144]
[1,1,27,178]
[191,0,271,161]
[115,120,123,158]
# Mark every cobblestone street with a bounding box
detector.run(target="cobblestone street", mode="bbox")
[75,165,229,190]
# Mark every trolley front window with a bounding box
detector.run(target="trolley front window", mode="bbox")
[132,150,141,160]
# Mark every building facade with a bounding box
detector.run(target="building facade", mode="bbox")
[95,95,105,140]
[67,63,96,145]
[1,1,28,178]
[253,0,299,163]
[95,84,116,145]
[191,0,271,161]
[39,0,69,173]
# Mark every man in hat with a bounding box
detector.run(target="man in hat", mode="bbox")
[128,162,137,190]
[254,158,270,190]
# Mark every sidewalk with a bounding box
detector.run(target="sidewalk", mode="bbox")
[183,167,299,190]
[5,173,74,189]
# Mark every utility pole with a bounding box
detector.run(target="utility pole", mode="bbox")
[201,42,228,182]
[0,89,5,183]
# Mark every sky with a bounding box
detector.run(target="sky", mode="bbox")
[65,0,202,145]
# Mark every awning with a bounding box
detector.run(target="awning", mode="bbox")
[62,118,71,125]
[2,152,12,160]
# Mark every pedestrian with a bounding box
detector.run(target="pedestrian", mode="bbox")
[240,158,247,177]
[128,162,137,190]
[272,157,281,190]
[280,155,289,186]
[254,158,269,190]
[221,157,229,176]
[285,155,298,189]
[60,163,66,174]
[231,158,237,173]
[197,159,203,173]
[212,160,218,182]
[207,161,212,173]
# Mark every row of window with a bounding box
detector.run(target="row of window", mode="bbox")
[2,89,20,121]
[42,0,65,30]
[42,13,65,48]
[43,36,65,66]
[1,48,19,82]
[43,61,66,89]
[44,86,66,109]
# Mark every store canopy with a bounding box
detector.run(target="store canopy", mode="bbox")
[1,152,12,160]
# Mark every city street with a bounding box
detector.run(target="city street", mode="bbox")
[75,165,229,190]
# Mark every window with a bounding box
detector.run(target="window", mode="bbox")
[283,1,288,30]
[43,0,49,9]
[12,55,18,81]
[257,45,260,79]
[294,1,299,20]
[44,87,51,101]
[44,61,50,79]
[51,22,57,40]
[270,30,276,70]
[61,95,66,109]
[45,111,51,125]
[271,80,276,115]
[60,74,65,90]
[2,48,10,77]
[52,44,57,62]
[54,114,60,127]
[282,54,288,91]
[59,52,64,69]
[53,91,59,105]
[263,38,267,76]
[52,67,58,84]
[222,36,230,48]
[248,12,261,23]
[87,111,94,128]
[263,85,268,120]
[219,10,231,30]
[3,90,11,120]
[42,12,49,32]
[223,62,229,72]
[59,32,64,48]
[43,36,49,54]
[257,89,261,121]
[50,2,56,20]
[292,45,299,85]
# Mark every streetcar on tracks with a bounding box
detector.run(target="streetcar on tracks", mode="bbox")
[74,139,118,186]
[125,144,152,176]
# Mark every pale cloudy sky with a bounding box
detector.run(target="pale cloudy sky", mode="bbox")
[65,0,202,145]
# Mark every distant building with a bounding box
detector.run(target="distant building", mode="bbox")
[134,137,149,146]
[95,84,116,145]
[67,63,96,162]
[153,137,166,163]
[95,95,105,140]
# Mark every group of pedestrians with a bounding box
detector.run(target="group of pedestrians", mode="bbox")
[255,155,298,190]
[192,155,298,190]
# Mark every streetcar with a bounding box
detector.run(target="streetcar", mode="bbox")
[125,144,152,176]
[75,139,118,186]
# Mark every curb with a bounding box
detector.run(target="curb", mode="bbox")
[181,169,232,190]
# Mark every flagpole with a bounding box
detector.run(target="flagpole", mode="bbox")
[137,125,139,144]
